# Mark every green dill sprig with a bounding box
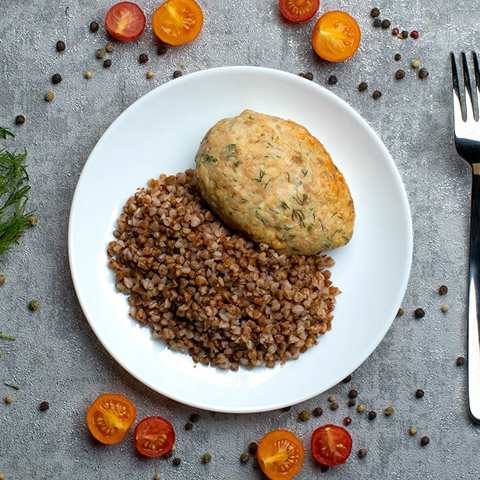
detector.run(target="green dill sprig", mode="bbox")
[4,381,20,390]
[0,127,14,141]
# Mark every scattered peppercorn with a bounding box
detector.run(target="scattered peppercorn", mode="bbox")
[411,60,420,69]
[342,375,352,383]
[313,407,323,417]
[373,18,382,28]
[330,402,339,411]
[282,406,291,412]
[358,82,368,92]
[320,465,329,473]
[45,92,54,102]
[414,308,425,319]
[305,72,314,81]
[328,395,336,402]
[139,53,149,64]
[0,474,4,480]
[410,30,419,39]
[96,49,106,59]
[344,416,352,426]
[29,216,37,226]
[381,19,391,29]
[358,448,367,458]
[248,442,258,454]
[348,389,358,399]
[172,458,181,466]
[328,75,338,85]
[103,59,112,69]
[56,40,66,52]
[394,53,402,61]
[5,396,13,404]
[299,409,310,421]
[439,285,448,295]
[395,70,405,80]
[368,410,377,420]
[456,356,466,366]
[252,458,260,469]
[106,43,114,53]
[90,21,99,32]
[357,403,365,413]
[420,436,430,446]
[164,451,173,459]
[384,406,394,416]
[392,28,399,35]
[85,71,93,80]
[441,305,449,313]
[185,422,193,430]
[202,453,212,464]
[190,413,200,423]
[154,474,161,480]
[348,399,356,407]
[28,300,39,311]
[51,73,62,85]
[173,70,183,79]
[419,68,429,79]
[298,73,305,78]
[397,308,404,316]
[146,70,155,79]
[0,275,5,285]
[415,389,424,399]
[157,44,168,55]
[409,427,418,436]
[370,8,380,18]
[15,115,25,125]
[240,452,250,463]
[401,30,409,39]
[372,90,382,100]
[39,401,50,411]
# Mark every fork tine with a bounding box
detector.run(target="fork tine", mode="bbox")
[452,52,465,124]
[473,51,480,93]
[462,52,476,121]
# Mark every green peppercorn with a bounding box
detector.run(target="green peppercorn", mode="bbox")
[330,402,339,411]
[357,403,365,413]
[342,375,352,383]
[103,59,112,69]
[370,8,380,18]
[106,43,114,53]
[441,305,449,313]
[419,68,429,79]
[139,53,149,64]
[368,410,377,420]
[328,75,338,85]
[248,442,258,454]
[52,73,62,85]
[173,70,182,79]
[439,285,448,295]
[15,115,25,125]
[202,453,212,464]
[185,422,193,430]
[45,92,54,102]
[28,300,39,311]
[299,409,310,421]
[56,40,66,52]
[420,436,430,446]
[348,389,358,399]
[414,308,425,319]
[384,406,394,416]
[409,427,418,436]
[0,274,5,285]
[397,307,404,316]
[415,389,424,398]
[146,70,155,79]
[348,399,356,407]
[240,452,250,463]
[358,82,368,92]
[154,474,161,480]
[411,60,420,69]
[96,49,106,59]
[358,448,367,458]
[394,53,402,61]
[190,413,200,423]
[456,356,466,366]
[0,473,5,480]
[313,407,323,417]
[39,401,50,411]
[328,395,336,402]
[90,21,99,32]
[172,458,181,466]
[395,70,405,80]
[372,90,382,99]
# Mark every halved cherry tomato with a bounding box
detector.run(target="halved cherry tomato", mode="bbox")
[86,394,136,445]
[105,2,146,42]
[257,430,305,480]
[279,0,319,23]
[134,416,176,458]
[311,424,352,467]
[312,10,361,62]
[152,0,204,46]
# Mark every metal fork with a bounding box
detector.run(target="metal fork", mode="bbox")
[452,51,480,423]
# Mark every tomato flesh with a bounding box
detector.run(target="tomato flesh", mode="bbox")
[312,10,361,62]
[152,0,203,46]
[105,2,146,41]
[311,424,352,467]
[134,416,176,458]
[257,430,305,480]
[86,394,136,445]
[280,0,319,23]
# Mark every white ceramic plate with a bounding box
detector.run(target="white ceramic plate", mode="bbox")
[69,66,412,413]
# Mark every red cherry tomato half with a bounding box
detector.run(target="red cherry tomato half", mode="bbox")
[311,424,352,467]
[105,2,146,41]
[134,416,176,457]
[280,0,319,23]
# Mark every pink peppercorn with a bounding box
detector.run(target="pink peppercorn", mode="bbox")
[410,30,419,39]
[392,28,399,35]
[344,417,352,426]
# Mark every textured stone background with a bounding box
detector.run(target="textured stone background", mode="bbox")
[1,0,480,478]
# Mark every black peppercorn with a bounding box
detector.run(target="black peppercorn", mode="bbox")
[248,442,258,454]
[456,356,466,366]
[370,8,380,18]
[15,115,25,125]
[348,399,356,407]
[190,413,200,423]
[358,448,367,458]
[56,40,66,52]
[414,308,425,319]
[202,453,212,464]
[381,19,391,29]
[172,457,181,466]
[52,73,62,85]
[328,75,338,85]
[173,70,183,79]
[103,59,112,68]
[373,18,382,28]
[342,375,352,383]
[415,389,424,398]
[368,410,377,420]
[395,70,405,80]
[358,82,368,92]
[439,285,448,295]
[305,72,314,81]
[90,21,99,32]
[313,407,323,417]
[394,53,402,61]
[28,300,39,311]
[158,44,168,55]
[320,465,329,472]
[372,90,382,99]
[419,68,429,79]
[39,401,50,411]
[139,53,149,64]
[420,436,430,446]
[348,389,358,399]
[330,402,339,411]
[185,422,193,430]
[401,30,409,38]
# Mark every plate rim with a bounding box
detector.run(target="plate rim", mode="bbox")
[68,65,413,413]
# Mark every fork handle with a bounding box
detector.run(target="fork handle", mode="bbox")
[468,171,480,423]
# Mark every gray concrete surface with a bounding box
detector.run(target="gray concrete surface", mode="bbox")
[1,0,480,478]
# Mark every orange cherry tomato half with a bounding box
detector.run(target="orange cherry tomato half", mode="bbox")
[134,416,176,458]
[105,2,146,42]
[86,394,137,445]
[311,424,352,467]
[279,0,319,23]
[152,0,204,46]
[312,10,361,62]
[257,430,305,480]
